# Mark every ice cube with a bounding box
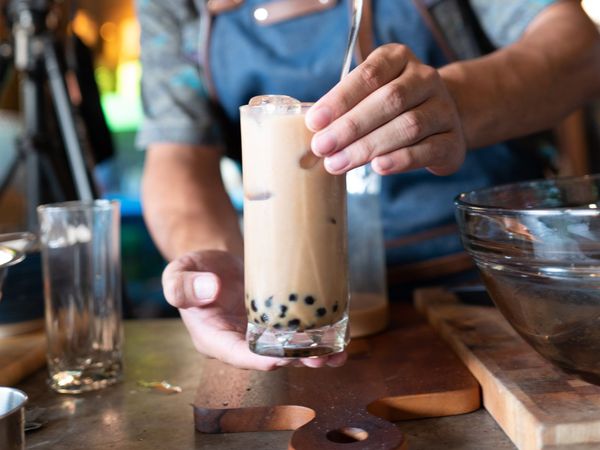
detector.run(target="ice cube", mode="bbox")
[248,95,301,114]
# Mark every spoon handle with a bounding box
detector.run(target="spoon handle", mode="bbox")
[340,0,363,80]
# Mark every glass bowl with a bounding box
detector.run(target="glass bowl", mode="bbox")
[455,174,600,380]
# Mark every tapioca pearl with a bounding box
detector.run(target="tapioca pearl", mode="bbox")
[287,319,300,329]
[305,296,315,305]
[316,307,327,317]
[265,296,273,308]
[253,318,260,324]
[279,305,288,318]
[289,294,298,302]
[261,313,269,323]
[333,303,339,313]
[273,323,282,330]
[251,300,258,312]
[329,217,337,225]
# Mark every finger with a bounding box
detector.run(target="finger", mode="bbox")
[371,132,464,176]
[326,351,348,367]
[181,309,285,371]
[299,351,348,368]
[323,97,453,174]
[306,44,410,132]
[220,334,288,371]
[162,268,220,309]
[300,357,329,368]
[312,65,437,158]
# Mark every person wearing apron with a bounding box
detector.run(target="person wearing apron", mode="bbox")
[136,0,600,369]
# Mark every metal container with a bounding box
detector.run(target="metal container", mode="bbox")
[0,387,27,450]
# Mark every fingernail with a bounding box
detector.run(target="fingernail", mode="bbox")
[325,150,350,172]
[193,274,217,301]
[374,155,393,171]
[312,130,337,156]
[306,105,332,131]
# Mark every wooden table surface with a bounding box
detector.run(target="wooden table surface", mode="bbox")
[18,319,516,450]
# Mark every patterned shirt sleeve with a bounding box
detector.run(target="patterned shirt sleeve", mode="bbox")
[135,0,222,149]
[470,0,558,48]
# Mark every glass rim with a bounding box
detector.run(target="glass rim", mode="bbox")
[454,174,600,217]
[37,199,119,214]
[239,101,314,114]
[0,387,27,419]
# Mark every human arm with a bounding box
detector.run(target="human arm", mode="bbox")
[442,0,600,150]
[142,144,243,260]
[306,0,600,175]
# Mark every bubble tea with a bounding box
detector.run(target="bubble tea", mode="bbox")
[240,95,349,357]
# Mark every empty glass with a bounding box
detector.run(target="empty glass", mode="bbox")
[38,200,123,393]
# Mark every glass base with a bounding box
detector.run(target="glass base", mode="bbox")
[49,365,122,394]
[247,316,349,358]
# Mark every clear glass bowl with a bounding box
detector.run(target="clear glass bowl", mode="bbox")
[455,174,600,380]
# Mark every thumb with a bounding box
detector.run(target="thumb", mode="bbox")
[163,271,220,309]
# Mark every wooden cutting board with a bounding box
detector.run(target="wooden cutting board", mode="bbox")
[0,330,46,386]
[415,287,600,450]
[194,304,481,450]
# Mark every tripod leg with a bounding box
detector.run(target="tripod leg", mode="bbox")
[43,37,94,202]
[20,73,44,230]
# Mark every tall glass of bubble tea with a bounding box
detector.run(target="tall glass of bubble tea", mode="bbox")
[240,95,349,358]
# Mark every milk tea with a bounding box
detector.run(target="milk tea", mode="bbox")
[240,96,349,357]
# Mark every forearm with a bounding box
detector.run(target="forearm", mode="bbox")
[141,143,243,261]
[440,0,600,149]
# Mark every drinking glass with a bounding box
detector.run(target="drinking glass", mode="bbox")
[240,96,349,357]
[38,200,123,393]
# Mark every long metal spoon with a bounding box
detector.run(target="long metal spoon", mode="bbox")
[340,0,364,80]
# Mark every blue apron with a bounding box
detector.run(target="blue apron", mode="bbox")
[205,0,545,280]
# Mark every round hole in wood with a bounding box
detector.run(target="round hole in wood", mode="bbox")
[326,427,369,443]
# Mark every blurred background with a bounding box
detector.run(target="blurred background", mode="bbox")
[0,0,598,319]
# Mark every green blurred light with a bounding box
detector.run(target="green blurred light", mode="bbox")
[100,93,143,132]
[97,61,143,132]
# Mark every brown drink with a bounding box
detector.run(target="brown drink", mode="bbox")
[240,96,349,357]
